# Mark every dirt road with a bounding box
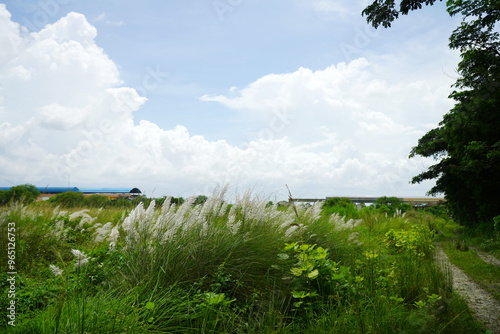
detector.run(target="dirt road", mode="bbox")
[435,245,500,333]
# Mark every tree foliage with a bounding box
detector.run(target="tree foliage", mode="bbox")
[362,0,443,28]
[0,184,41,205]
[363,0,500,226]
[373,196,413,215]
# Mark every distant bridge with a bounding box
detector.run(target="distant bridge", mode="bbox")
[292,197,446,206]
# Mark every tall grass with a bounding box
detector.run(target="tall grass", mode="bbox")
[0,189,486,333]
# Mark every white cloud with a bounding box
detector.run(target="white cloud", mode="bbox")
[93,11,125,27]
[313,0,349,15]
[0,6,448,199]
[201,58,452,142]
[0,4,24,68]
[309,0,370,17]
[37,103,90,130]
[200,58,454,196]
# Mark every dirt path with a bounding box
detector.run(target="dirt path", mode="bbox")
[470,246,500,268]
[435,244,500,333]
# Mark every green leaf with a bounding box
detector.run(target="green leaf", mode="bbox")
[291,290,310,298]
[204,292,226,305]
[290,267,303,276]
[332,274,345,280]
[414,300,427,308]
[307,269,319,279]
[300,261,314,272]
[299,253,309,262]
[300,244,312,251]
[145,302,155,310]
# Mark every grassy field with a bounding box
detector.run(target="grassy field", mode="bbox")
[0,189,490,333]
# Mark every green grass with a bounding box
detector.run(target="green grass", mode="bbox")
[0,191,488,333]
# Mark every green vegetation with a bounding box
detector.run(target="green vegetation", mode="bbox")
[0,184,40,205]
[372,196,413,216]
[321,197,358,218]
[0,189,488,333]
[43,191,191,209]
[363,0,500,227]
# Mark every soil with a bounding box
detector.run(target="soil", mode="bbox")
[435,244,500,333]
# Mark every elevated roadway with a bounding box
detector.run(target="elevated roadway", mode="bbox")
[293,197,446,206]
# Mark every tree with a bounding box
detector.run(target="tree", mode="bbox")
[362,0,500,226]
[373,196,412,215]
[0,184,41,204]
[194,195,208,206]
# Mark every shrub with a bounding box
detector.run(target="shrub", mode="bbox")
[49,191,85,208]
[322,197,359,218]
[86,194,109,208]
[280,242,353,311]
[385,224,435,259]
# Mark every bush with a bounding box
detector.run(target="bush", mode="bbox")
[418,204,449,219]
[384,224,435,259]
[85,195,109,208]
[49,191,85,207]
[322,197,359,218]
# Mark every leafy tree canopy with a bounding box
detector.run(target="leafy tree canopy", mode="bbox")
[373,196,413,215]
[363,0,500,226]
[0,184,41,205]
[323,197,354,208]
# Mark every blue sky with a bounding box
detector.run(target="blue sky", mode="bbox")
[0,0,462,199]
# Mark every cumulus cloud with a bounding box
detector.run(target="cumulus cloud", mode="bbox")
[0,5,449,198]
[201,58,454,197]
[201,58,450,146]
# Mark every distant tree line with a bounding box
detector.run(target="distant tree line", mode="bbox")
[1,185,449,220]
[322,196,447,219]
[0,184,209,208]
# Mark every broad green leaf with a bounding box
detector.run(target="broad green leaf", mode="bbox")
[300,244,311,251]
[291,290,309,298]
[301,261,314,272]
[307,269,319,279]
[205,292,225,305]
